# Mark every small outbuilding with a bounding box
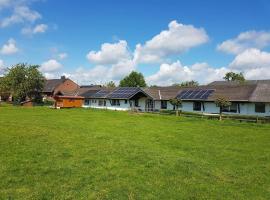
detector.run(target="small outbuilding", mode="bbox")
[53,95,84,108]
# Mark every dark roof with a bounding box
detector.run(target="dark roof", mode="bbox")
[90,88,115,99]
[43,79,65,93]
[56,86,102,98]
[106,87,149,99]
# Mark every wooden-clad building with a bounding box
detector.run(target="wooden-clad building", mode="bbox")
[53,95,84,108]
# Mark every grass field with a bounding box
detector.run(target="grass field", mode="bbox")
[0,106,270,199]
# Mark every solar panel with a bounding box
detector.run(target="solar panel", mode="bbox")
[177,89,214,100]
[91,90,111,98]
[107,87,142,99]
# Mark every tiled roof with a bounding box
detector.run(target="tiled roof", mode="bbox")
[43,79,65,93]
[143,86,182,100]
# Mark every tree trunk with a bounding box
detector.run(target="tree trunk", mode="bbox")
[219,107,222,121]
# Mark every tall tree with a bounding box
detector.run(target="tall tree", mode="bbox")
[169,98,182,116]
[1,63,44,103]
[119,71,147,87]
[215,96,231,121]
[105,81,116,88]
[223,72,245,82]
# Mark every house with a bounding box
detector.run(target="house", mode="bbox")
[43,76,79,98]
[53,79,270,116]
[173,83,270,116]
[83,87,152,111]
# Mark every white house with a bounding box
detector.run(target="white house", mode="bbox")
[73,80,270,117]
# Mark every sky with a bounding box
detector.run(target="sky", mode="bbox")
[1,0,270,86]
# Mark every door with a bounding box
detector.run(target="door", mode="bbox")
[145,99,154,112]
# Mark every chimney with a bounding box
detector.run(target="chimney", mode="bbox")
[61,76,66,80]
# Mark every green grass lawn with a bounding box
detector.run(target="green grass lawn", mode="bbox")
[0,106,270,199]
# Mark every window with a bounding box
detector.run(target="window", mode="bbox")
[111,99,120,106]
[135,99,139,107]
[125,100,128,104]
[222,103,237,113]
[161,100,167,109]
[98,100,104,106]
[84,99,90,105]
[91,99,96,103]
[193,102,201,111]
[255,103,265,113]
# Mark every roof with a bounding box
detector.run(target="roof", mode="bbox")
[90,88,115,99]
[54,95,84,99]
[56,86,102,98]
[106,87,150,99]
[50,81,270,103]
[249,83,270,102]
[143,86,182,100]
[174,84,258,102]
[208,80,270,86]
[43,79,65,93]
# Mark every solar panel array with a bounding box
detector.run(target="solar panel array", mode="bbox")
[91,90,111,98]
[177,89,215,100]
[107,87,142,99]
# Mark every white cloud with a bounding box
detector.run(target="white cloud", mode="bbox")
[0,59,5,75]
[40,59,62,73]
[229,48,270,79]
[134,20,209,64]
[21,23,48,35]
[0,38,19,55]
[146,61,228,86]
[86,40,131,65]
[0,0,11,9]
[0,5,41,28]
[217,31,270,55]
[69,59,135,85]
[58,52,68,60]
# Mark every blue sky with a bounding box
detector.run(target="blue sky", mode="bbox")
[1,0,270,85]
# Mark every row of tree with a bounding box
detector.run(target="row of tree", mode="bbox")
[105,71,246,88]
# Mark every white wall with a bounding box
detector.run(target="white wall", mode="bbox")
[83,98,270,116]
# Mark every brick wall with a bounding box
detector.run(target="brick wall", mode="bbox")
[54,79,79,94]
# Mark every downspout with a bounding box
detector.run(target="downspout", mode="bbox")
[158,90,162,100]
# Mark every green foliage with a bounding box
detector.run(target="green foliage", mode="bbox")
[1,63,44,102]
[169,98,182,116]
[215,96,231,108]
[173,80,199,87]
[223,72,245,82]
[0,107,269,199]
[105,81,116,88]
[169,98,182,108]
[215,96,231,120]
[119,71,147,87]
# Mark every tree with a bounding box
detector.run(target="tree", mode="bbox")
[169,98,182,116]
[215,96,231,121]
[105,81,116,88]
[223,72,245,82]
[173,80,199,87]
[1,63,45,103]
[119,71,147,87]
